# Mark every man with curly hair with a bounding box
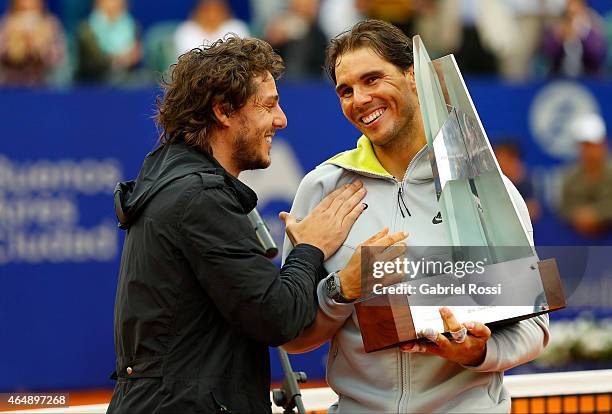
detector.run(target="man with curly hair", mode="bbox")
[107,36,404,413]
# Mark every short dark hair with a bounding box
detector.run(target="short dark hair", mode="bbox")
[155,36,284,154]
[324,19,414,84]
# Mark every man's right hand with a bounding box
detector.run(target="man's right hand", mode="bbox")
[338,228,408,300]
[279,181,366,259]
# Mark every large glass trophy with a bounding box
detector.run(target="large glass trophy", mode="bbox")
[355,36,565,353]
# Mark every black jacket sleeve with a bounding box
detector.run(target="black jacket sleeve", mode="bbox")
[178,186,324,346]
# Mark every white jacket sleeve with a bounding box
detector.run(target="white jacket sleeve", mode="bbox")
[465,314,549,372]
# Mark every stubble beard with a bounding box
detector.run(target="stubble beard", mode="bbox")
[232,124,271,172]
[375,102,418,153]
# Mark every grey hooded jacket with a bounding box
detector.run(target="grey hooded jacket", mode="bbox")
[283,136,549,413]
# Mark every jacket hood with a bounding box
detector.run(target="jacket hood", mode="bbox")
[323,135,433,183]
[114,140,256,229]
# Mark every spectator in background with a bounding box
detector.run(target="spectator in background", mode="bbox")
[542,0,607,77]
[494,139,541,221]
[412,0,462,59]
[0,0,66,86]
[560,113,612,237]
[56,0,93,38]
[414,0,518,76]
[496,0,565,81]
[75,0,141,83]
[354,0,418,37]
[250,0,287,39]
[318,0,362,40]
[174,0,249,56]
[454,0,499,74]
[265,0,327,79]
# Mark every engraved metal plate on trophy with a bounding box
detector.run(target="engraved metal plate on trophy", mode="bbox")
[355,36,565,353]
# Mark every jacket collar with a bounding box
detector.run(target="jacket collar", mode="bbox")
[171,140,258,213]
[323,135,433,183]
[217,161,258,213]
[191,144,257,213]
[115,139,257,229]
[324,135,392,178]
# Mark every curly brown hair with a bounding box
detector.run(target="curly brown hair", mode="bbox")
[155,36,284,154]
[324,19,413,84]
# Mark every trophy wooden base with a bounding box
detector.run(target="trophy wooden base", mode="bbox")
[355,258,565,353]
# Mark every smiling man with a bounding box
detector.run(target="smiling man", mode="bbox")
[282,20,549,413]
[106,36,381,413]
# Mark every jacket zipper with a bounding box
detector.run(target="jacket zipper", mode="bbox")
[324,164,412,220]
[396,150,426,411]
[397,186,411,218]
[328,147,430,411]
[398,351,411,411]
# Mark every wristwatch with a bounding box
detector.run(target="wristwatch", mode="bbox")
[324,271,354,303]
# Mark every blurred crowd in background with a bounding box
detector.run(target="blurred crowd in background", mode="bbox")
[1,0,612,87]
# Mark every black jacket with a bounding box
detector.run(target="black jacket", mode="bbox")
[107,140,325,413]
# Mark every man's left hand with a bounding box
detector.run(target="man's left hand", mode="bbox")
[399,307,491,367]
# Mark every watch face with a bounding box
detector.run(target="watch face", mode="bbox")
[325,274,338,297]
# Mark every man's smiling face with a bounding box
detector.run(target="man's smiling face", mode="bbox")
[334,47,418,148]
[231,71,287,171]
